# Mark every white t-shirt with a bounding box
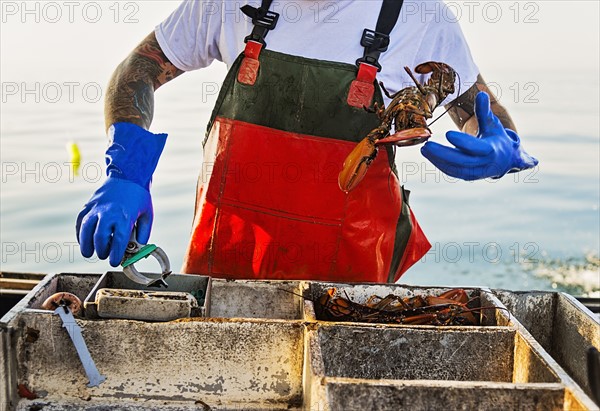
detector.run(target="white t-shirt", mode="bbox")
[155,0,479,104]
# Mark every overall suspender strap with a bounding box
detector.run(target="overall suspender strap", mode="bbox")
[241,0,279,46]
[376,0,405,41]
[357,0,405,70]
[348,0,404,108]
[238,0,279,85]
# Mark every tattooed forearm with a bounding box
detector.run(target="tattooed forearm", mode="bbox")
[105,32,184,131]
[446,74,516,135]
[446,75,481,129]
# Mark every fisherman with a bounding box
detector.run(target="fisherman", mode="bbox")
[76,0,537,282]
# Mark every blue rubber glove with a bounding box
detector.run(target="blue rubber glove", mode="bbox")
[76,123,167,267]
[421,92,538,181]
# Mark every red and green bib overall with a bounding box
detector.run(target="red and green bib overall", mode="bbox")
[182,3,431,282]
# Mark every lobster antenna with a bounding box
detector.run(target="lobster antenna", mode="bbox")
[276,287,315,303]
[427,71,462,127]
[404,66,426,94]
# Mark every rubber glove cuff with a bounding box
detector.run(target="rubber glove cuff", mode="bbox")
[106,122,168,190]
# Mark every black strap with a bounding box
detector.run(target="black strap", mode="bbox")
[241,0,273,19]
[376,0,404,35]
[357,0,404,71]
[241,0,279,46]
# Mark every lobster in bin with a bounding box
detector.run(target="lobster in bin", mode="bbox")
[338,61,458,192]
[316,288,483,326]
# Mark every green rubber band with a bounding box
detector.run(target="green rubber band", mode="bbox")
[122,244,157,268]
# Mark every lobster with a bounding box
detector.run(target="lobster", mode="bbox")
[315,288,482,326]
[338,61,457,192]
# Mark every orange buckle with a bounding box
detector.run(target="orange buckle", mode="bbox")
[238,41,263,86]
[347,63,378,108]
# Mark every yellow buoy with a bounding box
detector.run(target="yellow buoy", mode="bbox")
[66,141,81,177]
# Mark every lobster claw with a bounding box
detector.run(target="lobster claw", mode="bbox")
[338,137,378,193]
[375,127,431,147]
[414,61,454,75]
[339,128,431,193]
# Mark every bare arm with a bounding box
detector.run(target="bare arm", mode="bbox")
[446,74,516,135]
[104,32,184,131]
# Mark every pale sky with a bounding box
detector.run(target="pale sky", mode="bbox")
[1,0,598,78]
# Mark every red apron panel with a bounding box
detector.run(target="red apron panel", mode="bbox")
[182,117,427,282]
[218,119,347,220]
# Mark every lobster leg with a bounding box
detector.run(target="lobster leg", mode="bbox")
[379,81,396,99]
